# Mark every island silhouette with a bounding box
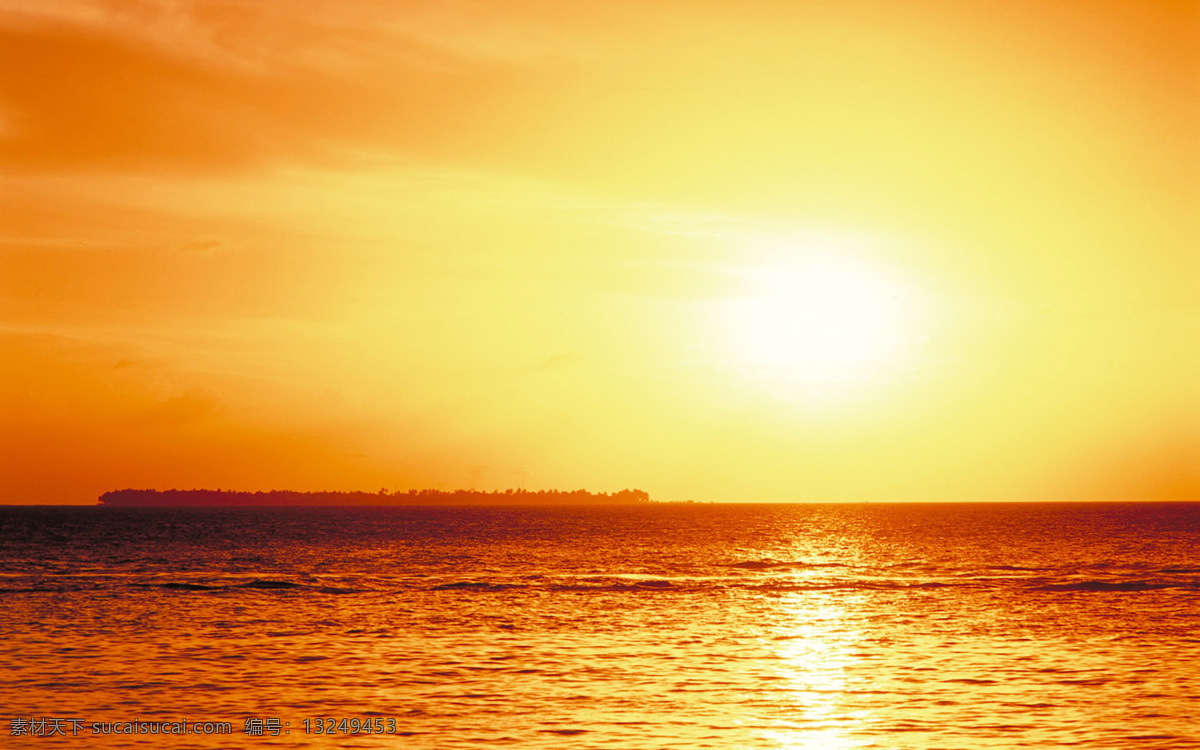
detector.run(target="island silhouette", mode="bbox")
[98,488,652,507]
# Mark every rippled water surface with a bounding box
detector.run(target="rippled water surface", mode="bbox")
[1,503,1198,748]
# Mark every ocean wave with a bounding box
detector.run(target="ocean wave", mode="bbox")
[159,582,220,591]
[432,581,517,591]
[4,570,1196,597]
[236,579,303,589]
[1034,580,1190,592]
[725,560,850,570]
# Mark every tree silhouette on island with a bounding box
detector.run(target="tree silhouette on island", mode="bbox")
[98,488,652,507]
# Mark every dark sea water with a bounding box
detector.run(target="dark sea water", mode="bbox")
[1,503,1198,748]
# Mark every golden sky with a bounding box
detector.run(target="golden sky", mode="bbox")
[2,0,1197,503]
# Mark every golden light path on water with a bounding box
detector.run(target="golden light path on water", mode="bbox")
[757,594,872,749]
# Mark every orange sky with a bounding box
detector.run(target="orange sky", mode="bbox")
[2,0,1197,504]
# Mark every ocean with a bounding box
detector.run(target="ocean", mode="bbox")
[1,502,1197,748]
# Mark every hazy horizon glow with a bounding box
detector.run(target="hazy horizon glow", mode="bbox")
[1,0,1196,503]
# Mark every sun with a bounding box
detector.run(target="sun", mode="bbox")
[719,252,912,387]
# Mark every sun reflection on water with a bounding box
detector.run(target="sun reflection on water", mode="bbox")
[756,593,875,749]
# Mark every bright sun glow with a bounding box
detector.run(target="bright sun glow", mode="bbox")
[721,249,912,386]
